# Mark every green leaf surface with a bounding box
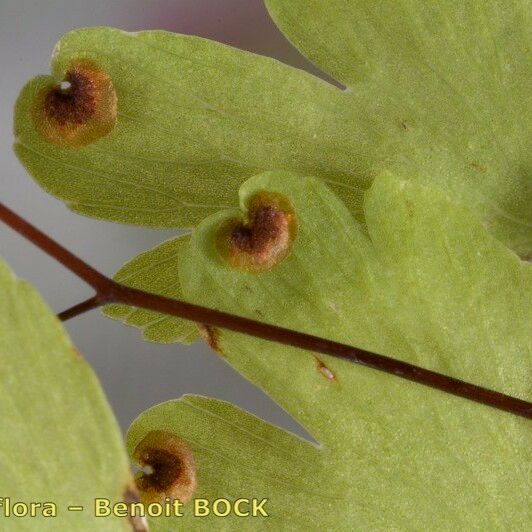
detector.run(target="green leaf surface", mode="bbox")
[104,233,198,344]
[14,27,363,227]
[129,171,531,529]
[0,258,134,531]
[14,1,532,255]
[265,0,532,255]
[127,395,329,531]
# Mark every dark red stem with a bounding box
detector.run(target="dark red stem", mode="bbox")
[1,201,530,420]
[57,295,101,321]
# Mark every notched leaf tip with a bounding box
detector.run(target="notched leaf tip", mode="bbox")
[217,191,297,273]
[31,59,117,148]
[133,430,197,505]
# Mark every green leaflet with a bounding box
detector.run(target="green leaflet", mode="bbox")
[127,396,330,531]
[104,233,198,344]
[266,0,532,256]
[14,27,365,227]
[13,1,532,256]
[0,258,134,531]
[144,170,530,529]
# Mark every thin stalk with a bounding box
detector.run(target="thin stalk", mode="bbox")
[58,295,101,321]
[1,201,530,420]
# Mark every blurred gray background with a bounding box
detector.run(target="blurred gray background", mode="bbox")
[0,0,325,438]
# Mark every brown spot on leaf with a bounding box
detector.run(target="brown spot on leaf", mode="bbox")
[197,323,223,355]
[470,162,487,173]
[314,356,336,382]
[32,59,117,148]
[217,192,297,273]
[133,431,197,505]
[404,198,415,218]
[123,483,149,531]
[399,120,409,131]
